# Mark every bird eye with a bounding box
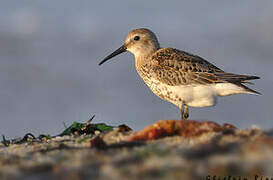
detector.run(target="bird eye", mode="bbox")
[134,36,140,41]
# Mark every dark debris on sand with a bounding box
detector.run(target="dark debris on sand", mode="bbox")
[1,119,273,180]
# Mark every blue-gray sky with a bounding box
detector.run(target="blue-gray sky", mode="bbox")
[1,0,272,138]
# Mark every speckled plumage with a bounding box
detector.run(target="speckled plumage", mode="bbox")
[99,28,260,120]
[138,47,259,89]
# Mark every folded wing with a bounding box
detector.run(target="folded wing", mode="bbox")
[148,48,260,94]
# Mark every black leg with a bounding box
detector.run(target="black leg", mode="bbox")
[184,105,189,119]
[180,104,186,120]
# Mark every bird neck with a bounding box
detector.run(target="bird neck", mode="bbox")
[134,46,159,69]
[135,55,146,70]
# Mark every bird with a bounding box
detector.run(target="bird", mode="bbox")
[99,28,260,120]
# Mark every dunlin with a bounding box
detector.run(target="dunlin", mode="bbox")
[99,28,260,120]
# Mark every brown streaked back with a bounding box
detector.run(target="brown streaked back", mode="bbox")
[143,48,260,86]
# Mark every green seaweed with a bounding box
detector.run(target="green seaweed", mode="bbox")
[59,121,114,136]
[95,123,115,131]
[38,134,51,140]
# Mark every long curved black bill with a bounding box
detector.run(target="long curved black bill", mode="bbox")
[99,45,126,66]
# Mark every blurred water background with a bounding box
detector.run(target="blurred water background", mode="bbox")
[0,0,273,138]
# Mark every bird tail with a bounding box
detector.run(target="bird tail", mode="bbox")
[218,73,261,95]
[235,83,261,95]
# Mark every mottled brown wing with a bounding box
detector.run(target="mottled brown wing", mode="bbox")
[149,48,259,86]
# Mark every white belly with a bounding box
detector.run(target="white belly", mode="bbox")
[163,84,217,108]
[145,78,246,108]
